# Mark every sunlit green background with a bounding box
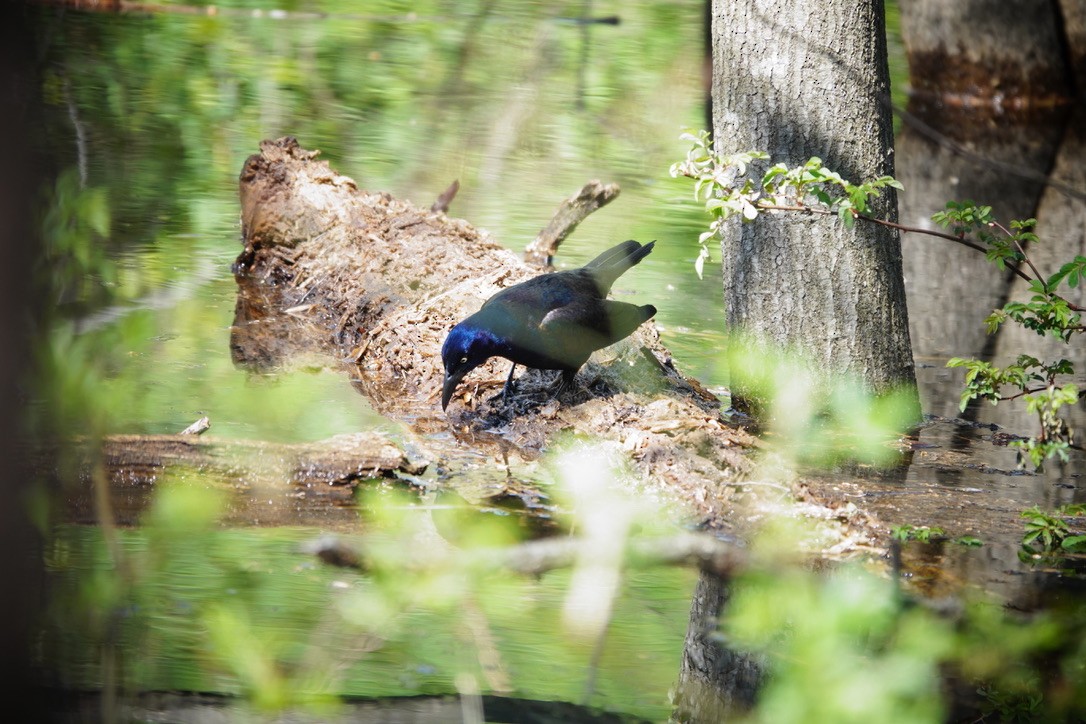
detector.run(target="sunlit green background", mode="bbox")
[31,0,731,444]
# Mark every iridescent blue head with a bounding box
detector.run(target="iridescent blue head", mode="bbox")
[440,322,498,411]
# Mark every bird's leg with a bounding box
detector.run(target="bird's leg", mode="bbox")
[554,369,577,397]
[502,363,518,401]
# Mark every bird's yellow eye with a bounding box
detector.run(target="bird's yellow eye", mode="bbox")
[459,356,468,365]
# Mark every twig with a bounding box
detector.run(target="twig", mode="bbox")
[988,219,1049,290]
[306,530,748,579]
[431,179,460,214]
[756,202,1048,290]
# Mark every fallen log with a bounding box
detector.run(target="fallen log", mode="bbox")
[57,431,428,528]
[231,137,755,530]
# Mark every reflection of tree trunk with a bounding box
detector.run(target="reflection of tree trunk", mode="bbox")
[711,0,917,400]
[1062,0,1086,91]
[673,571,763,721]
[896,117,1066,419]
[899,0,1071,105]
[986,108,1086,436]
[896,0,1075,418]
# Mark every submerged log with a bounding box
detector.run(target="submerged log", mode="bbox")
[231,137,755,530]
[58,431,427,528]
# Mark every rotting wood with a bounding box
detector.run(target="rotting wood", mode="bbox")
[229,136,756,533]
[522,180,621,267]
[57,432,427,528]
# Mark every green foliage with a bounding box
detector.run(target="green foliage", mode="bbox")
[891,524,983,546]
[720,523,1086,724]
[891,524,945,543]
[934,200,1083,468]
[725,565,949,723]
[1021,504,1086,552]
[722,333,918,467]
[672,134,1083,468]
[670,130,901,278]
[37,169,113,311]
[41,460,698,720]
[977,684,1045,723]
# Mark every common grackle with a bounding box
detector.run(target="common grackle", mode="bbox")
[441,239,657,410]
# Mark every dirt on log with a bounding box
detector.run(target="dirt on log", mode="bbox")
[231,137,757,530]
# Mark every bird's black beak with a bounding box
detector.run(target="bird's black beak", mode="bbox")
[441,369,467,411]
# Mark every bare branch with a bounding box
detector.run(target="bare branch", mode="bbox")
[524,181,621,267]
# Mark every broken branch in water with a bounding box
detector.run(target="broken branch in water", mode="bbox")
[304,530,747,579]
[523,180,621,267]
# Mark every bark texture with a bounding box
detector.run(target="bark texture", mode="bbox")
[673,571,764,721]
[711,1,917,397]
[900,0,1073,117]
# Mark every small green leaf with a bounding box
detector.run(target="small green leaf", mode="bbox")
[1061,535,1086,551]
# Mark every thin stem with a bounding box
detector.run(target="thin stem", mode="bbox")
[757,201,1086,313]
[989,220,1048,290]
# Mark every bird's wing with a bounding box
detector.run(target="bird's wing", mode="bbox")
[538,299,655,365]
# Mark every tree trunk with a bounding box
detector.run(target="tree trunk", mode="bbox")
[710,1,918,402]
[899,0,1072,110]
[673,571,764,721]
[895,0,1074,418]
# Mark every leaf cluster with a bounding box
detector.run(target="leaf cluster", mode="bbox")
[891,524,983,547]
[669,130,900,278]
[935,200,1083,468]
[1020,504,1086,553]
[671,135,1083,470]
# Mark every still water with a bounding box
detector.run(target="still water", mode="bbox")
[27,0,1085,719]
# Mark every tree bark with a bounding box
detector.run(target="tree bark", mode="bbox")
[710,1,918,402]
[673,571,764,721]
[899,0,1073,114]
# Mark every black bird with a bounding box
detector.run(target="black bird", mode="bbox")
[441,239,657,411]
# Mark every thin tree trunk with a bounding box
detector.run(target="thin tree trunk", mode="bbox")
[710,1,918,403]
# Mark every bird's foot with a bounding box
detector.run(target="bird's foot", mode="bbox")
[552,369,578,399]
[486,363,519,406]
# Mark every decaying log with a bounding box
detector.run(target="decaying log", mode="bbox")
[58,431,427,528]
[231,137,756,531]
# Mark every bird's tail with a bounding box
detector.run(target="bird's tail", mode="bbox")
[584,239,655,293]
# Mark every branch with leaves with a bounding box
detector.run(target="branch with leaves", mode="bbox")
[671,130,1084,468]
